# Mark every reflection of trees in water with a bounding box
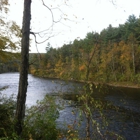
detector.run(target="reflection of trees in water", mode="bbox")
[59,95,140,139]
[59,83,140,139]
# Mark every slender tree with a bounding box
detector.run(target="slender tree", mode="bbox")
[15,0,69,136]
[15,0,31,135]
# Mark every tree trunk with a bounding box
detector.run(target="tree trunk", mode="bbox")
[132,42,135,74]
[15,0,31,136]
[86,113,90,140]
[85,64,89,81]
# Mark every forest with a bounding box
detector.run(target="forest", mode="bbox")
[0,52,20,73]
[1,0,140,138]
[29,14,140,85]
[1,14,140,85]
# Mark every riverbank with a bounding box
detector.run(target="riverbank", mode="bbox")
[61,79,140,92]
[107,81,140,88]
[31,73,140,92]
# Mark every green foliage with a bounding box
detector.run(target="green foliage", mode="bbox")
[0,93,17,139]
[0,93,60,140]
[22,95,60,140]
[76,83,124,139]
[0,52,20,73]
[77,83,104,139]
[0,0,21,69]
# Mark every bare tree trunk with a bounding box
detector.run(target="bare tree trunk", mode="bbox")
[132,42,135,74]
[85,43,98,81]
[15,0,31,136]
[86,64,90,81]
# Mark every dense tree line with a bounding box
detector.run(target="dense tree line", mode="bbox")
[30,14,140,83]
[0,52,20,73]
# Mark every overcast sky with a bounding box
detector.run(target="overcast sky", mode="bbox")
[8,0,140,53]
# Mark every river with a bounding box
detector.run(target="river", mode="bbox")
[0,72,140,139]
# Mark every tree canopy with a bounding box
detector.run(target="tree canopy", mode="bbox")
[30,14,140,83]
[0,0,21,73]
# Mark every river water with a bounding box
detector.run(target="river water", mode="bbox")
[0,73,140,139]
[0,72,82,106]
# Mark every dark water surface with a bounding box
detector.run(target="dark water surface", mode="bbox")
[0,73,140,139]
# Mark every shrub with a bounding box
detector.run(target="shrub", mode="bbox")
[22,95,60,140]
[0,92,60,140]
[0,93,17,139]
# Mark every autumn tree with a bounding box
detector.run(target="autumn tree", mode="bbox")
[82,32,100,80]
[0,0,21,74]
[37,14,140,83]
[0,0,21,59]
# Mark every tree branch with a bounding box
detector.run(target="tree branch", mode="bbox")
[30,31,55,44]
[41,0,62,24]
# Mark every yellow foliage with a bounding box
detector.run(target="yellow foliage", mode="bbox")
[79,65,85,71]
[60,71,64,76]
[30,69,36,74]
[119,41,125,46]
[47,63,51,68]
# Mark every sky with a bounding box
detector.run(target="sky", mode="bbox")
[7,0,140,53]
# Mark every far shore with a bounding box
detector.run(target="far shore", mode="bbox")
[31,73,140,92]
[106,82,140,89]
